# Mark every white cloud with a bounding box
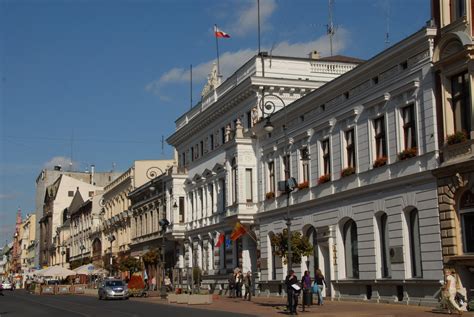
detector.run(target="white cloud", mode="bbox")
[145,28,350,98]
[0,193,19,200]
[43,156,78,170]
[227,0,276,37]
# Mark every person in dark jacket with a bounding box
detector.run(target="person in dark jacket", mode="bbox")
[313,269,327,305]
[285,270,301,315]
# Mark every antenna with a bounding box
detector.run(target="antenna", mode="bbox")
[385,2,390,47]
[327,0,336,56]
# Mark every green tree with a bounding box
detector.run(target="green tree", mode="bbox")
[119,256,141,275]
[270,229,313,265]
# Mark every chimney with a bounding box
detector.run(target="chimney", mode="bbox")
[309,50,320,60]
[90,164,95,185]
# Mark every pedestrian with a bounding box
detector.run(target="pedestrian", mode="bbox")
[442,267,467,314]
[235,271,243,298]
[313,269,327,305]
[243,271,252,301]
[151,275,156,291]
[285,270,300,315]
[301,270,312,310]
[228,273,236,298]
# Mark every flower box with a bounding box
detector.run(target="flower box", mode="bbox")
[373,156,387,168]
[318,174,331,185]
[447,131,468,145]
[265,191,275,200]
[340,167,355,177]
[398,147,417,161]
[297,181,309,190]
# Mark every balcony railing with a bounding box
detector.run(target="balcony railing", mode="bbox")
[441,139,474,165]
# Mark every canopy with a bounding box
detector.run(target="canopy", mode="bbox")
[73,263,108,275]
[36,265,76,279]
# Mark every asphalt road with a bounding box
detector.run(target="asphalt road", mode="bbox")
[0,290,255,317]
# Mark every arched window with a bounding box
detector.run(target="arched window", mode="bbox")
[343,219,359,278]
[269,233,277,280]
[378,213,391,278]
[306,227,318,277]
[408,208,422,277]
[459,190,474,253]
[62,208,69,224]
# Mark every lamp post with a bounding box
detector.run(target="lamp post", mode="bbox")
[108,235,115,277]
[79,244,86,265]
[259,81,294,276]
[159,218,170,298]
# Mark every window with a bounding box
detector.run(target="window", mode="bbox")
[245,169,253,202]
[68,191,74,197]
[408,208,422,277]
[219,178,226,212]
[246,111,252,129]
[181,152,186,168]
[221,127,226,144]
[345,129,355,168]
[89,191,94,197]
[269,233,277,280]
[231,158,237,204]
[343,219,359,278]
[189,193,194,220]
[268,161,275,193]
[374,116,387,159]
[208,183,214,213]
[307,227,318,277]
[459,190,474,253]
[209,134,214,151]
[402,104,417,150]
[451,72,471,135]
[191,147,194,162]
[179,197,185,223]
[454,0,466,19]
[322,139,331,175]
[199,188,204,217]
[200,141,204,157]
[378,213,391,278]
[300,148,310,182]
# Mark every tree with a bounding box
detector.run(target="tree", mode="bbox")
[119,256,141,276]
[142,248,160,265]
[270,229,313,265]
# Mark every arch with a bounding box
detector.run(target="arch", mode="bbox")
[458,189,474,253]
[92,238,102,262]
[374,211,390,278]
[404,207,422,278]
[268,232,277,280]
[304,225,318,277]
[433,32,472,63]
[340,217,359,278]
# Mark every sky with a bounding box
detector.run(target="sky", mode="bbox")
[0,0,430,244]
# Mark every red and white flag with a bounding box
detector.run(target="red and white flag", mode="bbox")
[214,25,230,38]
[215,232,225,247]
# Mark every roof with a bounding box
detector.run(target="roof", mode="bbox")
[316,55,365,64]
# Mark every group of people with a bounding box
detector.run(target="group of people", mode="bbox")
[285,269,327,315]
[228,269,253,300]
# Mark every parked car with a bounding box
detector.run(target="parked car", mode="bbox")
[98,279,129,300]
[1,281,14,291]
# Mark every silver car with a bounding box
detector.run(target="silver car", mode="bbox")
[98,279,129,300]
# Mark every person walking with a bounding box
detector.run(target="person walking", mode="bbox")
[313,269,327,305]
[235,271,243,298]
[285,270,301,315]
[243,271,252,301]
[442,267,466,314]
[301,270,312,311]
[228,273,236,298]
[151,275,156,291]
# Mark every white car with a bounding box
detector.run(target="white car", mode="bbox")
[1,281,14,291]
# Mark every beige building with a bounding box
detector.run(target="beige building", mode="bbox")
[99,160,174,275]
[432,0,474,298]
[20,214,36,273]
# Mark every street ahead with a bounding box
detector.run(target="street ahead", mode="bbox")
[0,290,255,317]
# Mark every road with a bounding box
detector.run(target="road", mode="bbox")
[0,290,255,317]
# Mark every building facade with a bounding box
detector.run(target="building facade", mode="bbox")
[431,0,474,299]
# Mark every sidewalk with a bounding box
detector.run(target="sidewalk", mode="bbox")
[133,294,474,317]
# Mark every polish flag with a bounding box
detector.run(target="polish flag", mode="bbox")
[214,26,230,38]
[215,232,225,247]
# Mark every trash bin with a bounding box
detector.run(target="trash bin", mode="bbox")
[303,289,313,305]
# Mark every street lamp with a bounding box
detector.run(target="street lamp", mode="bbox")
[79,244,86,265]
[259,83,295,276]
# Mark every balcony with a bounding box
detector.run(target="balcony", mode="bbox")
[441,139,474,166]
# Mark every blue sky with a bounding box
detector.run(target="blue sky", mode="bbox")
[0,0,430,243]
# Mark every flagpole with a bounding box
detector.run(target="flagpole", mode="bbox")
[215,24,221,77]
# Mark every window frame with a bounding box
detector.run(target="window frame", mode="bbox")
[401,104,417,150]
[321,139,331,175]
[345,128,356,168]
[373,116,387,159]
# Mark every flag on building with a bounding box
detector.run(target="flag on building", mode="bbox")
[214,25,230,38]
[230,221,246,241]
[225,238,232,249]
[215,232,225,248]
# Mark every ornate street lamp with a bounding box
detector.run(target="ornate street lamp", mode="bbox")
[159,218,170,298]
[108,235,115,277]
